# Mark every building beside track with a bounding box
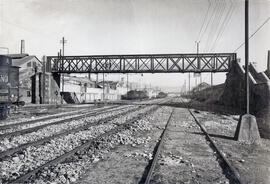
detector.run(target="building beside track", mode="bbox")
[8,54,43,104]
[7,53,130,104]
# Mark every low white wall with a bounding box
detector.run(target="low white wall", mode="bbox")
[64,82,120,102]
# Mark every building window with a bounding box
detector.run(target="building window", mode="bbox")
[27,62,31,67]
[27,91,31,97]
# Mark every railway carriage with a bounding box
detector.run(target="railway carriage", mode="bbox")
[0,55,24,119]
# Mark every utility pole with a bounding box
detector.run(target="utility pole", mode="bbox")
[267,50,270,76]
[184,80,187,94]
[245,0,249,114]
[103,72,105,102]
[127,73,129,94]
[96,74,98,87]
[195,41,202,85]
[59,49,64,104]
[235,0,261,144]
[60,37,67,56]
[211,55,214,86]
[59,37,67,105]
[188,73,191,92]
[211,73,213,86]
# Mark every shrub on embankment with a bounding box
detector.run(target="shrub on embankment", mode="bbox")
[186,84,225,104]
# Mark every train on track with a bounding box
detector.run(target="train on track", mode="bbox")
[0,55,24,120]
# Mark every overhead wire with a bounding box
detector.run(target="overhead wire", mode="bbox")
[195,0,219,84]
[234,16,270,52]
[202,0,226,83]
[200,0,219,51]
[212,0,228,52]
[200,0,225,84]
[204,0,226,52]
[196,0,211,42]
[210,0,235,52]
[202,0,221,52]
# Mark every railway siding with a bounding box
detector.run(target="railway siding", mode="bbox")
[0,106,136,152]
[76,106,173,184]
[148,107,231,184]
[0,104,158,183]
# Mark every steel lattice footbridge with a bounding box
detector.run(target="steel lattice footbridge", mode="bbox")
[46,53,237,73]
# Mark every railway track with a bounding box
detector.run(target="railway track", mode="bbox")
[1,98,171,132]
[6,104,160,184]
[0,105,116,130]
[0,105,143,159]
[141,98,242,184]
[187,108,242,184]
[0,105,123,138]
[0,105,140,154]
[144,108,174,184]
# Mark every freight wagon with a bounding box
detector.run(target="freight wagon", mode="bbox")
[0,55,24,119]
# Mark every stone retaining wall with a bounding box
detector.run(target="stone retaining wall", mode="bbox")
[220,61,270,138]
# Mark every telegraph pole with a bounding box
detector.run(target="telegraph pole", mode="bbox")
[127,73,129,94]
[60,37,67,56]
[267,50,270,77]
[196,41,200,57]
[245,0,249,114]
[235,0,261,144]
[195,41,202,84]
[103,72,105,102]
[188,73,191,92]
[60,37,67,105]
[211,73,213,86]
[59,49,64,104]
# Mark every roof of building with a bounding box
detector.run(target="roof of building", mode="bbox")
[64,75,96,85]
[12,55,42,67]
[97,81,120,89]
[7,54,29,59]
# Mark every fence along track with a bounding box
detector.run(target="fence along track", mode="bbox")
[0,105,143,160]
[9,105,160,184]
[0,105,125,139]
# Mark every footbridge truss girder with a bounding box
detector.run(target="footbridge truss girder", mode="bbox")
[47,53,237,73]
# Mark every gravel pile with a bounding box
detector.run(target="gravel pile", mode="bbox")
[0,105,155,183]
[0,106,138,152]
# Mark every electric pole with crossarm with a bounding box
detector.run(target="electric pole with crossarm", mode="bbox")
[60,37,67,104]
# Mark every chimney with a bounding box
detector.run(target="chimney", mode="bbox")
[20,40,25,54]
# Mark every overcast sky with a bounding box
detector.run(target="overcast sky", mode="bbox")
[0,0,270,91]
